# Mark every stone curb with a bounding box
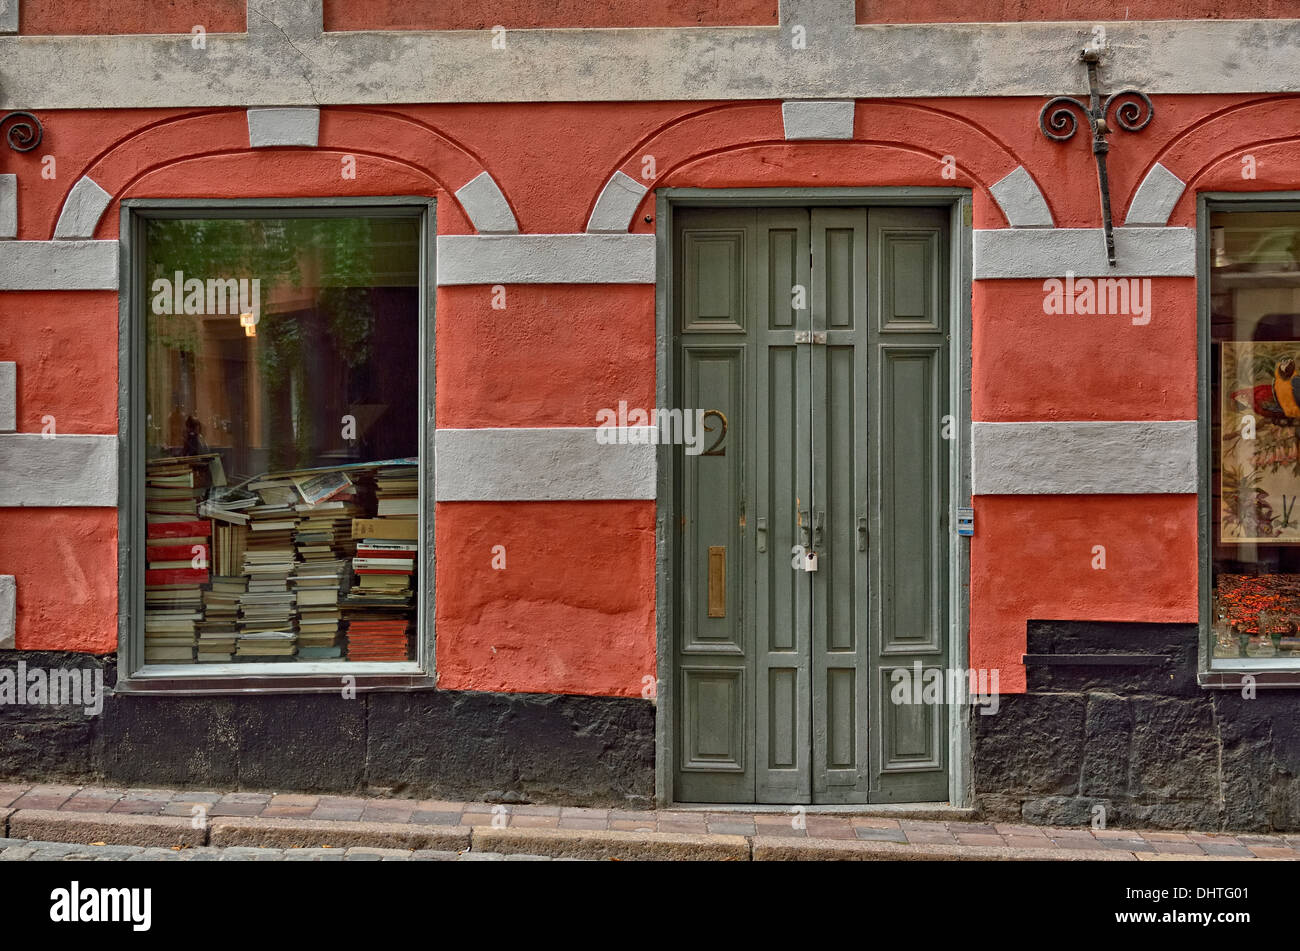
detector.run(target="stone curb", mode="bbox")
[750,836,1138,861]
[9,810,204,848]
[472,826,750,861]
[2,804,1275,861]
[209,817,471,852]
[1134,853,1266,861]
[682,804,978,822]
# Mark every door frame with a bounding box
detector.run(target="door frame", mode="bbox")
[653,187,974,807]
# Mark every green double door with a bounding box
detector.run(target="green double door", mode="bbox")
[673,205,951,804]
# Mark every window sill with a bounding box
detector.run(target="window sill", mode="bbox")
[1199,663,1300,689]
[114,662,435,695]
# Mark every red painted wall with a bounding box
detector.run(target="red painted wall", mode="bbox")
[5,93,1298,691]
[971,280,1197,423]
[0,510,118,653]
[435,502,656,697]
[437,285,655,429]
[857,0,1294,22]
[0,292,118,434]
[323,0,778,30]
[22,0,1280,34]
[21,1,243,34]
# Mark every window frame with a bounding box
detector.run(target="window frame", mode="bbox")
[115,196,437,694]
[1198,191,1300,688]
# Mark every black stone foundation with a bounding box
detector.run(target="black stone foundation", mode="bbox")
[974,621,1300,833]
[0,652,656,807]
[10,627,1298,827]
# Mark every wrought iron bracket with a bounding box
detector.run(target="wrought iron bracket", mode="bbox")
[1038,46,1153,266]
[0,111,43,153]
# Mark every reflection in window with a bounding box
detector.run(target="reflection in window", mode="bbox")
[142,215,420,668]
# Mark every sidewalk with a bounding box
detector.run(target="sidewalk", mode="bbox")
[0,783,1295,860]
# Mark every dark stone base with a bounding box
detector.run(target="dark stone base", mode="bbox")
[0,652,655,806]
[974,621,1300,833]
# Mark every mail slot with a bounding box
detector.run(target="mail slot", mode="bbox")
[707,546,726,618]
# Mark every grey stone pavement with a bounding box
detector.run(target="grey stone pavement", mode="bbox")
[0,838,565,861]
[0,782,1296,859]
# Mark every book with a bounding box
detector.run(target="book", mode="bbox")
[146,520,213,540]
[354,553,415,565]
[249,519,299,532]
[143,647,198,662]
[147,543,208,563]
[293,470,353,506]
[356,540,418,552]
[352,518,418,540]
[297,588,339,607]
[199,502,250,525]
[146,568,209,586]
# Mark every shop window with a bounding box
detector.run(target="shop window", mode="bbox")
[125,204,429,681]
[1208,205,1300,671]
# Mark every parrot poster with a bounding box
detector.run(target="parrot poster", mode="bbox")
[1222,341,1300,542]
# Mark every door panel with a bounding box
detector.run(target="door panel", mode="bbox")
[683,226,747,333]
[868,207,950,803]
[810,208,871,801]
[680,346,745,654]
[674,209,753,803]
[754,208,812,802]
[681,667,746,771]
[673,203,950,804]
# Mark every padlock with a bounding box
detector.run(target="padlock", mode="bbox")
[803,550,818,572]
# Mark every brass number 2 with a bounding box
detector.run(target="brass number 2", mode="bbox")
[702,409,728,456]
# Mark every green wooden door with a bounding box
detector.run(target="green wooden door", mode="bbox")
[672,205,949,804]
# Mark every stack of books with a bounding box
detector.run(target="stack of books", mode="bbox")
[342,514,417,661]
[290,474,363,659]
[145,453,224,519]
[291,563,345,659]
[236,478,301,661]
[196,576,244,662]
[211,521,248,577]
[140,457,422,667]
[344,617,413,661]
[234,629,296,659]
[374,465,418,518]
[201,488,255,658]
[144,455,223,664]
[143,518,209,664]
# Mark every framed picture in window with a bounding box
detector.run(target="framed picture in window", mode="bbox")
[1220,339,1300,543]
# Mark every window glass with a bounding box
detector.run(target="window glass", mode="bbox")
[1211,210,1300,660]
[142,214,421,669]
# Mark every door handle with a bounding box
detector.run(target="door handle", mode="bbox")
[813,509,824,549]
[798,509,810,549]
[858,516,868,551]
[756,516,767,553]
